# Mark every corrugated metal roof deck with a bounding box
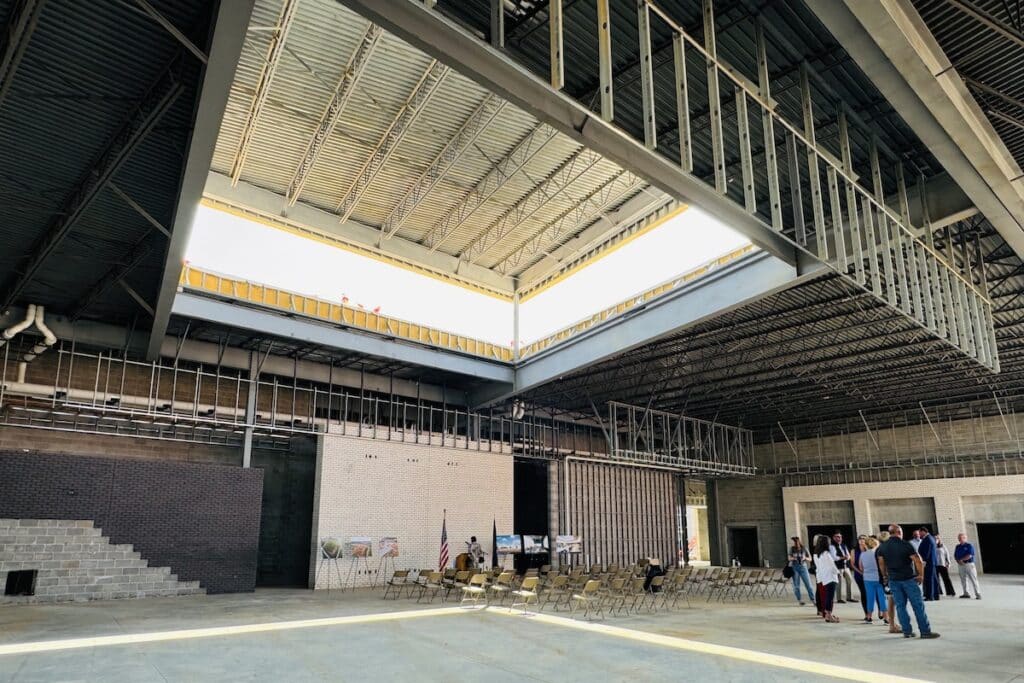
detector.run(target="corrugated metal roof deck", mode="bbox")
[209,0,649,289]
[0,0,213,324]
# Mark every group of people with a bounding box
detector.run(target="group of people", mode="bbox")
[787,526,983,639]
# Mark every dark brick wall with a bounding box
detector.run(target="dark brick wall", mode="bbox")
[0,450,263,593]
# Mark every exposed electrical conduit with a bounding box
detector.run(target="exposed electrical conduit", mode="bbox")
[10,305,57,383]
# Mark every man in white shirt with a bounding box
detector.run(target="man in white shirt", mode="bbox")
[829,532,855,603]
[910,530,922,551]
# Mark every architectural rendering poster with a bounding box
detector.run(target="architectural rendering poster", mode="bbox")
[556,535,582,554]
[495,534,522,554]
[320,537,343,559]
[379,537,399,558]
[523,535,548,554]
[345,536,373,557]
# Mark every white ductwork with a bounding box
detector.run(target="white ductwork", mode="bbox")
[4,305,58,384]
[0,304,36,348]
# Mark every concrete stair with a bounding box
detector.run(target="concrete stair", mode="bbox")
[0,519,204,605]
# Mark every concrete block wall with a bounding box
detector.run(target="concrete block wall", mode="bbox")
[781,475,1024,572]
[0,519,203,604]
[0,450,264,593]
[754,412,1023,470]
[309,426,514,589]
[707,477,787,567]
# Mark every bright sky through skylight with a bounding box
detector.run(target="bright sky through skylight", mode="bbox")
[184,206,751,348]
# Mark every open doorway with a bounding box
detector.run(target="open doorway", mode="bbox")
[976,523,1024,574]
[513,458,549,573]
[728,527,760,567]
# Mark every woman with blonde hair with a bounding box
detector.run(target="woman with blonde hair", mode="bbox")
[859,536,887,624]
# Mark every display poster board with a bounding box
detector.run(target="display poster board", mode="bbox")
[320,537,343,559]
[378,537,399,558]
[495,534,522,554]
[345,536,373,557]
[556,535,582,554]
[523,535,548,554]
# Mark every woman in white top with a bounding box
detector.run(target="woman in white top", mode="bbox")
[813,534,840,622]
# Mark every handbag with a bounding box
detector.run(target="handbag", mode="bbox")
[782,565,794,579]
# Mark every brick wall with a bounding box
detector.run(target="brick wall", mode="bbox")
[309,427,514,588]
[0,450,263,593]
[781,475,1024,573]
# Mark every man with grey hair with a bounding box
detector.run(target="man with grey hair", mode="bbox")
[954,532,982,599]
[876,524,940,639]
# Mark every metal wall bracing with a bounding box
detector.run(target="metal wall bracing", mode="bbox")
[564,458,679,568]
[343,0,1000,374]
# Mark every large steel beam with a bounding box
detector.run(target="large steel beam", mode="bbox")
[338,0,797,267]
[473,252,814,407]
[0,63,183,312]
[807,0,1024,260]
[0,0,45,110]
[146,0,256,360]
[203,171,515,295]
[172,292,515,385]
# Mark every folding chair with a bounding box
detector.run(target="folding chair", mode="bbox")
[446,570,471,601]
[460,573,488,608]
[570,579,604,620]
[416,571,444,603]
[644,575,666,613]
[383,569,410,600]
[540,575,571,612]
[488,571,515,605]
[510,576,540,615]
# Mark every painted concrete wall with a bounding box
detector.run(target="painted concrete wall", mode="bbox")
[309,425,514,588]
[782,475,1024,573]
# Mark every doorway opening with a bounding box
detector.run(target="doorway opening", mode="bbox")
[976,522,1024,574]
[728,526,760,567]
[253,437,316,587]
[513,458,549,573]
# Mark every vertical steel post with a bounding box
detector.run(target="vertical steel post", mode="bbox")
[826,166,847,271]
[735,88,755,212]
[895,164,921,317]
[703,0,726,193]
[490,0,504,48]
[549,0,564,89]
[786,132,805,244]
[638,0,656,149]
[672,32,692,173]
[799,64,826,257]
[243,351,257,467]
[597,0,613,122]
[837,109,863,283]
[755,21,781,230]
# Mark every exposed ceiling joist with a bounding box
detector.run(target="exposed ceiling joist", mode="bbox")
[0,0,45,109]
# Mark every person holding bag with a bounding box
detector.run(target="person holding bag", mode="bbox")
[787,536,814,606]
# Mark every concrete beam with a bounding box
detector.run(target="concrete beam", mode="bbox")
[807,0,1024,259]
[203,171,515,296]
[172,292,515,385]
[472,251,814,407]
[336,0,799,268]
[147,0,257,360]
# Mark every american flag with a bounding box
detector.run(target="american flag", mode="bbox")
[438,515,449,570]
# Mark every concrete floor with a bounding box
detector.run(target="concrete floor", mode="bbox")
[0,576,1021,682]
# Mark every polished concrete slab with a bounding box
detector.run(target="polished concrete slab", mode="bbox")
[0,576,1020,682]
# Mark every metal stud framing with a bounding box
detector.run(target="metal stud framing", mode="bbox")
[637,0,656,150]
[754,21,781,231]
[672,33,692,173]
[549,0,564,90]
[799,63,827,259]
[597,0,613,122]
[703,0,726,194]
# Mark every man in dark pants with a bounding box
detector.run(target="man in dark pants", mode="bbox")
[917,527,940,601]
[877,524,940,639]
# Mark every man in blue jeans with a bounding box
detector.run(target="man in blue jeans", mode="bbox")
[877,524,940,639]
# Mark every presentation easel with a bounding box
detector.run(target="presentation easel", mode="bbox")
[374,554,396,587]
[344,554,371,590]
[317,540,344,593]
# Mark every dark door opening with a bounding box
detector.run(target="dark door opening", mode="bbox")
[4,569,36,596]
[976,523,1024,574]
[728,527,760,567]
[807,524,855,552]
[253,437,316,587]
[513,458,549,573]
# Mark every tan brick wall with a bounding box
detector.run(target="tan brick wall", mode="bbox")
[782,475,1024,573]
[308,426,514,589]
